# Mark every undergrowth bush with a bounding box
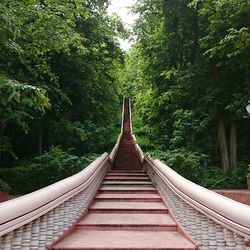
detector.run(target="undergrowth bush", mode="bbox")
[0,179,11,193]
[247,165,250,177]
[0,146,99,194]
[146,148,248,189]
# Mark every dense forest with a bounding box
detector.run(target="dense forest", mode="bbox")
[120,0,250,188]
[0,0,125,193]
[0,0,250,194]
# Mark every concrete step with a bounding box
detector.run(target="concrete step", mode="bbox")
[109,170,145,173]
[104,176,150,181]
[102,181,153,186]
[99,186,158,193]
[52,230,196,249]
[89,201,168,213]
[77,213,176,231]
[95,193,162,202]
[106,173,148,177]
[113,168,143,171]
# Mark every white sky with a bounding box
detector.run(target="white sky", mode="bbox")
[108,0,137,51]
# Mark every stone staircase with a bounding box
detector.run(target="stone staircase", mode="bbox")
[50,99,196,249]
[52,170,196,249]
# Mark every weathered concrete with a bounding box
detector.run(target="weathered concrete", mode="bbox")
[78,213,176,226]
[104,176,150,181]
[89,201,168,211]
[214,189,250,205]
[53,230,196,249]
[99,186,157,192]
[102,181,153,186]
[106,173,148,177]
[95,193,161,200]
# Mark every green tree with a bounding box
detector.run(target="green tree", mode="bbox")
[0,0,124,166]
[0,76,50,157]
[124,0,250,174]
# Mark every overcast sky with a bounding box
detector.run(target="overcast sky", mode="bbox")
[108,0,137,51]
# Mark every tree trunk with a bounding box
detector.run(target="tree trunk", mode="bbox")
[214,65,220,82]
[218,116,229,172]
[42,125,49,152]
[38,128,43,156]
[230,122,237,168]
[0,123,6,161]
[0,138,2,161]
[191,133,196,148]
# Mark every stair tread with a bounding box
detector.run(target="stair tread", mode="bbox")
[52,230,196,249]
[99,186,156,191]
[106,173,148,177]
[104,177,150,180]
[102,181,153,185]
[90,201,167,210]
[109,170,145,173]
[96,193,161,199]
[78,213,175,226]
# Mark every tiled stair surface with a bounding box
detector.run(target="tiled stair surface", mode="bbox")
[52,171,196,250]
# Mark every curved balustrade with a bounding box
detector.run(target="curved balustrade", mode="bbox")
[0,97,126,249]
[130,144,250,248]
[131,134,144,163]
[129,98,133,134]
[146,158,250,236]
[0,153,110,249]
[131,133,250,248]
[109,133,122,162]
[110,97,125,162]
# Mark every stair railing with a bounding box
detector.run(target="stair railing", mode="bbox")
[131,134,144,163]
[110,97,125,162]
[144,157,250,249]
[128,97,144,163]
[0,153,110,249]
[129,97,250,248]
[129,98,133,134]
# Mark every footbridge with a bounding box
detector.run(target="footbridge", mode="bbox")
[0,99,250,249]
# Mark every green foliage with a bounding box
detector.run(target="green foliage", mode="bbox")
[145,148,248,189]
[247,165,250,178]
[50,120,119,154]
[0,179,11,193]
[123,0,250,176]
[0,75,50,156]
[0,147,99,194]
[0,0,124,164]
[222,165,248,189]
[146,148,208,183]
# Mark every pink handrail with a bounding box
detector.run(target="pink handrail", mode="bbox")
[129,98,132,134]
[0,153,109,236]
[110,97,125,162]
[145,157,250,239]
[131,134,144,163]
